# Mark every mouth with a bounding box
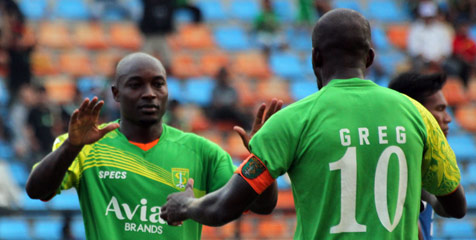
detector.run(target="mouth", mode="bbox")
[443,128,449,136]
[138,104,159,113]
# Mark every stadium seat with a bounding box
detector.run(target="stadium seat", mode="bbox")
[377,50,407,76]
[273,0,296,22]
[31,50,58,76]
[196,0,226,22]
[225,133,249,159]
[276,190,294,209]
[9,162,28,186]
[229,0,260,21]
[387,24,409,50]
[109,23,143,50]
[334,0,363,13]
[372,26,391,51]
[53,0,91,20]
[467,80,476,101]
[0,218,30,239]
[291,81,317,101]
[217,222,238,239]
[367,0,409,22]
[171,53,202,79]
[441,220,475,238]
[94,51,121,76]
[447,134,476,160]
[201,225,217,238]
[232,51,270,79]
[442,77,468,106]
[50,189,80,211]
[38,22,73,49]
[44,75,76,103]
[196,130,224,147]
[21,192,49,210]
[256,79,291,103]
[33,218,63,240]
[270,52,304,79]
[74,22,108,49]
[465,191,476,209]
[180,104,210,132]
[214,27,251,51]
[177,24,215,49]
[200,52,230,76]
[455,104,476,132]
[258,218,289,238]
[183,77,215,106]
[166,77,184,102]
[19,0,48,20]
[174,8,194,23]
[232,78,257,106]
[470,25,476,43]
[286,28,312,51]
[59,51,94,77]
[72,218,86,240]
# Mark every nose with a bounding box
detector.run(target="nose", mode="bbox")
[141,84,156,99]
[444,110,452,124]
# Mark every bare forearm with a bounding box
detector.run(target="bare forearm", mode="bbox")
[435,184,466,219]
[25,139,82,200]
[248,181,277,214]
[421,189,450,217]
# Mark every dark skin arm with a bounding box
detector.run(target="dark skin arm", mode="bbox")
[25,97,119,200]
[422,184,466,219]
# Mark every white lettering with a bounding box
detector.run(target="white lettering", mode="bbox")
[99,171,127,179]
[150,207,167,224]
[122,203,140,220]
[122,172,127,179]
[378,126,388,144]
[358,128,370,145]
[140,199,148,222]
[396,126,406,144]
[105,196,124,219]
[340,129,351,146]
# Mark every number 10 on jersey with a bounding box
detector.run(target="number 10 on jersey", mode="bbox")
[329,146,408,233]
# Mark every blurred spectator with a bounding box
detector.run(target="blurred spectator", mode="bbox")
[0,159,20,210]
[90,0,132,20]
[445,21,476,86]
[253,0,286,58]
[26,86,57,164]
[164,99,183,129]
[297,0,330,24]
[0,0,34,102]
[10,84,35,163]
[313,0,331,17]
[209,68,251,130]
[408,0,453,72]
[448,0,476,23]
[176,0,202,23]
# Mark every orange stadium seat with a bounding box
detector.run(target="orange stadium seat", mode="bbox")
[44,75,76,103]
[442,76,468,106]
[256,79,291,103]
[455,104,476,132]
[171,54,202,78]
[109,23,143,50]
[31,50,58,76]
[200,52,229,76]
[59,51,94,76]
[277,190,295,210]
[217,222,238,239]
[94,51,121,76]
[387,24,409,50]
[225,133,249,159]
[177,24,215,49]
[75,22,108,49]
[38,22,73,49]
[257,218,289,238]
[232,78,257,107]
[232,52,271,79]
[467,80,476,101]
[196,130,224,146]
[201,225,217,239]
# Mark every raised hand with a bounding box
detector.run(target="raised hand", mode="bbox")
[233,98,284,151]
[68,97,119,147]
[161,179,195,226]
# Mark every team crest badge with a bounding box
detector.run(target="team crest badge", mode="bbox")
[172,168,189,189]
[242,156,266,179]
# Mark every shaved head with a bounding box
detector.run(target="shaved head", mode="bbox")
[114,52,166,86]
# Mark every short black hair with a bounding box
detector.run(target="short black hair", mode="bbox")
[388,72,446,104]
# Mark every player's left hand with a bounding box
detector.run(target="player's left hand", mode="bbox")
[161,178,196,226]
[234,98,283,151]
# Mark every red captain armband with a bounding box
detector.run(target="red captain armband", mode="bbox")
[235,154,274,194]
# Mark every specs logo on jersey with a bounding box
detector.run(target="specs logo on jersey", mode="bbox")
[172,168,189,189]
[242,156,266,179]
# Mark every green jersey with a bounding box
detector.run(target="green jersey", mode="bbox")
[248,78,460,240]
[52,123,235,240]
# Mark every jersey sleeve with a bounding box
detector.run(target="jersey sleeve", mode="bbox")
[204,140,235,193]
[408,97,461,196]
[50,134,83,192]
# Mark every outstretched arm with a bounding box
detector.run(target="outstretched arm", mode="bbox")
[161,174,263,226]
[26,97,119,200]
[423,184,466,219]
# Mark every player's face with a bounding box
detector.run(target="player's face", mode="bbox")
[113,60,168,126]
[424,90,451,136]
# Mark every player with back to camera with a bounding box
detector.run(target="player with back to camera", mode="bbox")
[25,52,281,240]
[389,72,458,240]
[160,9,466,240]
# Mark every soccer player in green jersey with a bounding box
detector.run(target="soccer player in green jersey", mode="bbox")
[160,9,466,239]
[25,52,279,240]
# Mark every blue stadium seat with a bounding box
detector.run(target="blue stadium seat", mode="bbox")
[9,162,29,186]
[229,0,260,21]
[53,0,91,20]
[372,26,391,51]
[50,189,80,211]
[273,0,296,22]
[465,192,476,209]
[174,9,194,23]
[183,77,215,106]
[290,81,317,101]
[447,134,476,160]
[470,25,476,43]
[334,0,363,13]
[0,218,30,239]
[197,0,226,22]
[377,50,406,76]
[0,77,9,107]
[33,218,63,240]
[270,52,304,79]
[367,0,408,22]
[167,77,183,103]
[214,27,251,51]
[276,175,291,189]
[286,28,311,51]
[19,0,48,20]
[72,218,86,240]
[441,220,475,238]
[21,192,49,210]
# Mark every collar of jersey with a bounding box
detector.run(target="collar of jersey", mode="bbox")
[113,121,168,152]
[326,78,375,88]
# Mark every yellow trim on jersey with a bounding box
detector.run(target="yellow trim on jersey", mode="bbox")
[406,96,461,196]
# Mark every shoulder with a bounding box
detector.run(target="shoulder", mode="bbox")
[163,124,225,152]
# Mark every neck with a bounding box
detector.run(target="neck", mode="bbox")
[119,118,163,143]
[320,67,366,87]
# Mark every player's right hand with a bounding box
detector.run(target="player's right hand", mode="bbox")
[68,97,120,147]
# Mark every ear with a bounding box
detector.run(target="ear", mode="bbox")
[111,86,119,102]
[366,48,375,68]
[312,48,323,89]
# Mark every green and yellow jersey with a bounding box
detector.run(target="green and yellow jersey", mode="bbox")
[52,123,235,240]
[237,78,460,240]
